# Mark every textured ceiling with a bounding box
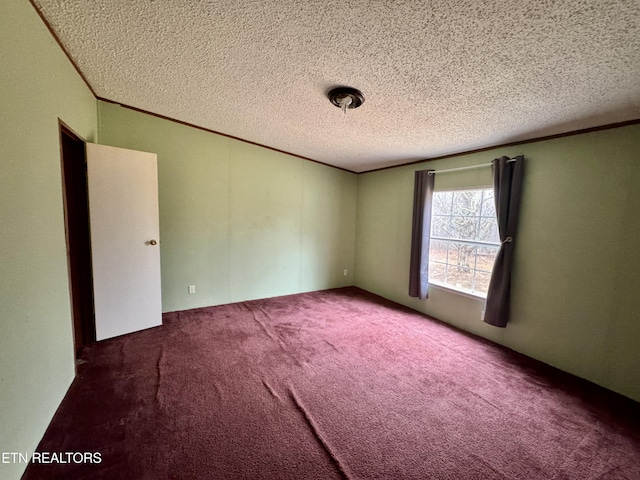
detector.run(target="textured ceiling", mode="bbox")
[33,0,640,172]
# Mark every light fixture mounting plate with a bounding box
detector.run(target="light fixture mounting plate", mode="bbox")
[328,86,365,110]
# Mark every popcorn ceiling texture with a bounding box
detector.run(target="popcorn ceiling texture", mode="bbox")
[33,0,640,172]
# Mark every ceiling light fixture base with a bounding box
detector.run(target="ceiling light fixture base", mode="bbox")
[328,87,365,113]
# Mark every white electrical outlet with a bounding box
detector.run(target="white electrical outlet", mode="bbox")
[188,285,196,294]
[343,269,348,276]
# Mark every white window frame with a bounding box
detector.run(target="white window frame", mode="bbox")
[428,187,499,298]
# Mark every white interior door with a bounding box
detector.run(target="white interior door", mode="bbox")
[86,143,162,341]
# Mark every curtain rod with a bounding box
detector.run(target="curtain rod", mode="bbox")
[427,158,517,176]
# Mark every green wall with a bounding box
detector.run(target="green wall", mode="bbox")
[355,124,640,402]
[97,102,357,312]
[0,1,98,479]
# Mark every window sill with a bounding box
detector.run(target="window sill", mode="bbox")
[428,281,487,301]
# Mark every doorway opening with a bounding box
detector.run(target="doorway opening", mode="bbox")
[59,120,96,359]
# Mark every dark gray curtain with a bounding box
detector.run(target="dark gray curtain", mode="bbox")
[484,155,524,327]
[409,170,435,299]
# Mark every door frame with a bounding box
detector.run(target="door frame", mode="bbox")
[59,119,96,360]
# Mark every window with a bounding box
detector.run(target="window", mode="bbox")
[429,188,499,297]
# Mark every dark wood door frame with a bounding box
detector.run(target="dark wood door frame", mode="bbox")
[59,120,96,359]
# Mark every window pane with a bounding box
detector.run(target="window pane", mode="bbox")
[429,240,449,263]
[431,216,451,238]
[447,243,476,269]
[452,190,481,216]
[477,217,500,244]
[474,271,492,294]
[446,266,474,290]
[447,242,458,265]
[429,262,446,283]
[450,215,478,240]
[476,246,498,272]
[433,191,453,215]
[481,190,496,218]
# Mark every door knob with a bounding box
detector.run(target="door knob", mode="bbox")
[149,239,158,245]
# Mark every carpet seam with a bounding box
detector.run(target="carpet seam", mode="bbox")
[288,386,352,480]
[154,347,164,406]
[251,308,302,367]
[262,379,283,403]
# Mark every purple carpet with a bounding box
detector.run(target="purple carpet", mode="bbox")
[23,287,640,479]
